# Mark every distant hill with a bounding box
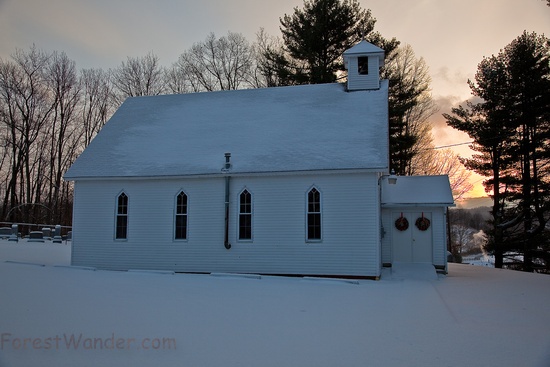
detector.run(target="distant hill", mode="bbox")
[455,196,492,209]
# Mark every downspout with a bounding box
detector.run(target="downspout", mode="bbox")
[223,153,232,249]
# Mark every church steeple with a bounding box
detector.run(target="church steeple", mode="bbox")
[343,40,385,91]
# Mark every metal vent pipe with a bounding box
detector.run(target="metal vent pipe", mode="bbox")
[223,153,231,249]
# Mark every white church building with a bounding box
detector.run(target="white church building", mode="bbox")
[64,41,454,279]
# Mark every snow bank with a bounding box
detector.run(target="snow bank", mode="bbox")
[0,241,549,367]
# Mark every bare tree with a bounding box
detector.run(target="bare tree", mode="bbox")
[450,224,474,255]
[173,32,255,92]
[0,46,56,222]
[164,63,196,94]
[111,52,166,103]
[0,46,90,225]
[413,148,474,200]
[43,51,81,223]
[250,28,287,88]
[79,68,114,147]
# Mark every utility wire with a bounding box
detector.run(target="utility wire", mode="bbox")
[429,131,517,150]
[429,141,474,150]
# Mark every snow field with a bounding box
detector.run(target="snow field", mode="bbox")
[0,241,549,367]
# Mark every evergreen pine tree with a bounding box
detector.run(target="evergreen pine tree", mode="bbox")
[261,0,398,85]
[445,31,550,272]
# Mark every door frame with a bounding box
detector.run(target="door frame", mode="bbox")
[391,210,433,263]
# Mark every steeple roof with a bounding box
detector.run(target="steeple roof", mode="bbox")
[343,40,384,55]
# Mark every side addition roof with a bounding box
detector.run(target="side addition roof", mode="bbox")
[381,175,455,207]
[65,81,389,180]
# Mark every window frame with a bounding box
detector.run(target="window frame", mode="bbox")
[174,190,188,241]
[306,186,322,242]
[358,56,369,75]
[115,192,128,240]
[238,188,253,242]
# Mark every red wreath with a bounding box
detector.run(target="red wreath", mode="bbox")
[415,213,431,231]
[395,213,409,231]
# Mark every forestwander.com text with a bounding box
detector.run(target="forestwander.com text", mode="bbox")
[1,332,177,351]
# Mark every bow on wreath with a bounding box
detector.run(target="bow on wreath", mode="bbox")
[395,213,409,231]
[415,213,431,231]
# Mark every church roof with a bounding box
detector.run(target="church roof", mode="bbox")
[65,81,389,180]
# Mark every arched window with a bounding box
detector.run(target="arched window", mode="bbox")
[115,192,128,239]
[239,189,252,240]
[175,191,188,240]
[358,56,369,75]
[307,187,321,241]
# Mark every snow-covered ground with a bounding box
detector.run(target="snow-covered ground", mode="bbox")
[1,240,549,367]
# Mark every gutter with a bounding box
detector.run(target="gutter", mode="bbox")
[381,203,456,208]
[63,167,389,182]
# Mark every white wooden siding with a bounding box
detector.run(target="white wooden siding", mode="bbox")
[432,207,448,267]
[346,56,381,91]
[380,209,392,265]
[71,172,381,277]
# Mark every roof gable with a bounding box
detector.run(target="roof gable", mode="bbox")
[65,81,389,179]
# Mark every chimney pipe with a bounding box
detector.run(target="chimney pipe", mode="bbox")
[224,152,231,170]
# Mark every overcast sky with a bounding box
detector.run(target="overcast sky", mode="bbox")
[1,0,549,196]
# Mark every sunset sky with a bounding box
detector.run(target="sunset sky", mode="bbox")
[1,0,549,197]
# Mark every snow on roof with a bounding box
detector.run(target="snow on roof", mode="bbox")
[381,175,455,207]
[343,40,385,63]
[65,81,389,180]
[343,40,384,56]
